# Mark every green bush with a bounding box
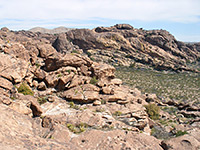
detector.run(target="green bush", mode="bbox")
[69,101,80,110]
[17,83,34,96]
[37,97,47,105]
[113,111,122,116]
[66,123,88,134]
[175,130,188,137]
[144,103,160,120]
[90,76,98,85]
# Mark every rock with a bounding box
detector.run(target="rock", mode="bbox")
[0,77,13,90]
[16,94,43,117]
[110,78,122,85]
[0,103,70,149]
[114,24,134,30]
[70,129,163,150]
[3,43,30,61]
[33,68,46,80]
[102,86,112,94]
[41,116,54,130]
[44,53,91,72]
[52,33,76,53]
[36,43,57,58]
[161,134,200,150]
[45,74,59,88]
[63,84,100,103]
[93,100,101,106]
[0,53,29,83]
[92,62,115,79]
[10,100,32,115]
[37,82,47,91]
[0,95,12,105]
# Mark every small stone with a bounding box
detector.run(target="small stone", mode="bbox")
[93,100,101,106]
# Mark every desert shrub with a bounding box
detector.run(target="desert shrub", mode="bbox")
[129,62,136,68]
[113,111,122,116]
[37,97,47,105]
[175,130,188,137]
[71,50,79,54]
[144,103,160,120]
[90,76,98,85]
[66,123,88,134]
[86,51,92,57]
[69,101,80,110]
[17,82,34,96]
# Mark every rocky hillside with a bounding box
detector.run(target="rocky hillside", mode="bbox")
[0,27,200,149]
[30,24,200,72]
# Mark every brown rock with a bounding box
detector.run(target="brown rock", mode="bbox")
[44,53,90,71]
[110,78,122,85]
[0,53,29,83]
[10,100,32,115]
[16,94,43,117]
[92,62,115,79]
[161,134,200,150]
[102,86,112,94]
[93,100,101,106]
[0,95,12,105]
[42,116,54,130]
[37,82,47,91]
[0,77,13,90]
[33,68,46,80]
[36,43,57,58]
[45,74,59,88]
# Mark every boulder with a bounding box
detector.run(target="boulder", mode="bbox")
[161,134,200,150]
[114,24,134,30]
[36,43,57,58]
[92,62,115,79]
[37,82,47,91]
[0,77,13,90]
[44,53,91,71]
[0,53,29,83]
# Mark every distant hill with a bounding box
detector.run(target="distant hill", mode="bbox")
[29,26,73,34]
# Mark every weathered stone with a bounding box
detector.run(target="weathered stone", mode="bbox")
[37,43,57,58]
[93,100,101,106]
[37,82,47,91]
[110,78,122,85]
[44,53,90,71]
[0,95,12,105]
[102,86,112,94]
[0,53,29,83]
[33,68,46,80]
[0,77,13,90]
[10,100,32,115]
[92,62,115,79]
[161,134,200,150]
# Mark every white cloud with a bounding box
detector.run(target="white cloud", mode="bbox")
[0,0,200,23]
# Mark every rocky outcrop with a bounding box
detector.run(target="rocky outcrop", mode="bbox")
[0,26,199,150]
[52,24,200,72]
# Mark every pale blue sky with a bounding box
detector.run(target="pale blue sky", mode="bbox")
[0,0,200,42]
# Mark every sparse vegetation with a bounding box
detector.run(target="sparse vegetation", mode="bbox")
[69,101,80,110]
[175,130,188,137]
[113,111,122,116]
[116,67,200,106]
[57,73,62,78]
[37,97,47,105]
[90,76,98,85]
[17,82,34,96]
[144,103,160,120]
[66,123,88,134]
[71,50,79,54]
